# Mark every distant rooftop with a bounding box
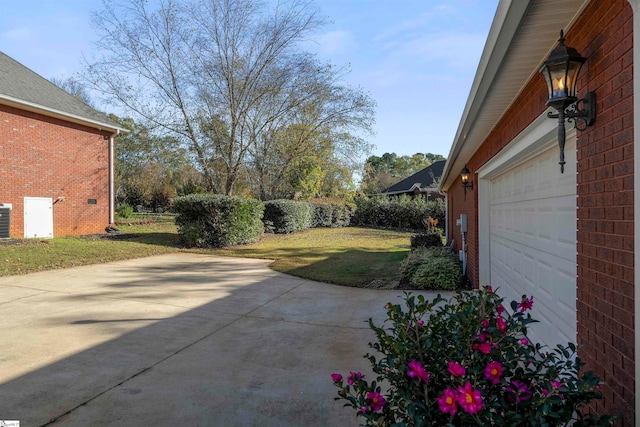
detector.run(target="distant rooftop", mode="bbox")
[382,160,446,195]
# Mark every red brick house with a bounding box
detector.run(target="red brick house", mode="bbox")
[441,0,636,423]
[0,51,125,238]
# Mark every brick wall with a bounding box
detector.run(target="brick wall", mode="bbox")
[447,0,634,423]
[572,1,634,423]
[0,104,112,237]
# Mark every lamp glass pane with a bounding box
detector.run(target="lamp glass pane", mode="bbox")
[565,61,583,98]
[547,63,569,100]
[541,67,554,100]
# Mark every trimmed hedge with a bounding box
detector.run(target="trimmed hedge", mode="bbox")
[173,194,264,248]
[400,247,462,290]
[351,195,445,231]
[263,199,314,234]
[310,201,355,228]
[410,230,443,249]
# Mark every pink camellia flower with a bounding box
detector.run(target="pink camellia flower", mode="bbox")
[496,317,507,333]
[347,371,363,385]
[520,337,529,346]
[457,382,483,414]
[417,319,424,328]
[496,304,505,315]
[542,380,564,399]
[448,361,466,377]
[507,381,532,403]
[438,388,458,415]
[487,286,493,292]
[481,319,490,329]
[473,342,492,354]
[360,406,367,414]
[407,360,430,383]
[517,296,534,313]
[331,373,343,383]
[484,361,503,385]
[366,391,386,412]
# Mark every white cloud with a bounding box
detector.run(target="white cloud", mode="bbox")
[2,26,34,42]
[386,32,486,68]
[313,30,357,57]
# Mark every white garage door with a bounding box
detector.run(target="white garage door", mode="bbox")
[487,132,576,349]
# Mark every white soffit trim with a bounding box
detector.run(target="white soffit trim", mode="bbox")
[441,0,589,191]
[441,0,528,190]
[0,95,127,134]
[626,0,640,417]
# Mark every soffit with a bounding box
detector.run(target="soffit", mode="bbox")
[441,0,589,189]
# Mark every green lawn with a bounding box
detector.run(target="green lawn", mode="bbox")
[0,224,412,287]
[0,222,180,276]
[209,227,412,287]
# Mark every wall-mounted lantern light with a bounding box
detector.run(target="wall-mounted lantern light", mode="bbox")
[539,30,595,173]
[460,165,473,201]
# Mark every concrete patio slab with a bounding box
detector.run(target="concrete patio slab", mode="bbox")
[0,253,447,426]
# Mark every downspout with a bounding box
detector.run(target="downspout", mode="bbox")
[444,192,449,244]
[627,0,640,418]
[109,130,119,225]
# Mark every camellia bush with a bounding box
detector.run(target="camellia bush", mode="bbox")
[331,288,617,426]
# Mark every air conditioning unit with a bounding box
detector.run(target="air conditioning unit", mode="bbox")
[0,205,11,239]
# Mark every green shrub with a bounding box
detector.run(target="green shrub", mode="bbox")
[351,195,445,231]
[311,201,355,228]
[400,247,461,290]
[410,231,443,249]
[172,194,264,248]
[263,199,314,234]
[331,289,616,426]
[116,203,134,219]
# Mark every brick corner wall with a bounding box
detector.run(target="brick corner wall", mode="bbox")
[0,104,111,238]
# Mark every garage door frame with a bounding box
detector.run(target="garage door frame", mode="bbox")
[477,112,575,286]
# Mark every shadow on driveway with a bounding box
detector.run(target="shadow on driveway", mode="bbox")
[0,254,442,426]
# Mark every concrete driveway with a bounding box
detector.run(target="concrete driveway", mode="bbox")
[0,253,443,426]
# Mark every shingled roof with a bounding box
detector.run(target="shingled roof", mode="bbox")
[0,51,124,132]
[382,160,446,195]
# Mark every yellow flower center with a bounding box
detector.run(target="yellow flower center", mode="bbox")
[491,368,498,375]
[446,396,453,405]
[465,393,473,404]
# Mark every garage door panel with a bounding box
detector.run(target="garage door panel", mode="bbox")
[490,198,575,262]
[492,247,576,346]
[490,146,575,205]
[487,136,576,349]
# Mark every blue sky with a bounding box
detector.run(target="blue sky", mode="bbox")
[0,0,498,159]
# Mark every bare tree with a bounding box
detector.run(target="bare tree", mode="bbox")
[84,0,375,195]
[50,76,96,107]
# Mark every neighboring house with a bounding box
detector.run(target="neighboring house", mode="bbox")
[441,0,636,423]
[0,51,125,238]
[380,160,445,200]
